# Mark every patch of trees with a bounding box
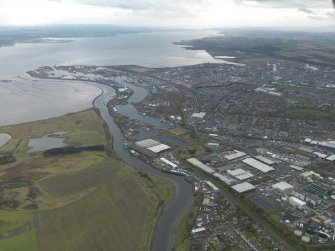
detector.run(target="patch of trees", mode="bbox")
[0,155,16,165]
[44,145,104,156]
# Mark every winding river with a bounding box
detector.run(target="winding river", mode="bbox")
[0,30,219,250]
[91,80,194,251]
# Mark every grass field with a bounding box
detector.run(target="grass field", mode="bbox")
[36,164,175,251]
[288,97,310,104]
[0,108,106,155]
[0,109,176,250]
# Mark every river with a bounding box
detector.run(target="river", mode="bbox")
[0,30,220,250]
[91,81,194,251]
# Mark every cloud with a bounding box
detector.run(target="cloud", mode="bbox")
[70,0,154,10]
[298,7,314,14]
[234,0,332,8]
[0,0,333,28]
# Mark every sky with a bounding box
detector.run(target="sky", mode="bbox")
[0,0,334,28]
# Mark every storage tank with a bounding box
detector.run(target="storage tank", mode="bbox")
[301,236,310,243]
[294,230,303,237]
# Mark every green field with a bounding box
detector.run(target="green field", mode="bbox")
[0,109,176,251]
[36,164,175,251]
[0,108,107,155]
[288,97,310,104]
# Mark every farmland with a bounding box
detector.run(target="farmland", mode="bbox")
[0,109,175,251]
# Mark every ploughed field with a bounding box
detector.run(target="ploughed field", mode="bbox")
[0,109,175,251]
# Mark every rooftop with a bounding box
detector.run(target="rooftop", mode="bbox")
[272,181,294,191]
[231,182,256,193]
[242,158,275,173]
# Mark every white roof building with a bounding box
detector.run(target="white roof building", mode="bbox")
[191,227,206,235]
[225,151,246,161]
[326,155,335,162]
[135,138,170,154]
[205,181,219,191]
[227,169,246,176]
[187,158,214,174]
[313,152,328,159]
[160,158,177,168]
[242,158,274,173]
[290,165,304,171]
[231,182,256,193]
[255,155,275,165]
[191,112,206,119]
[227,168,254,180]
[147,144,170,153]
[135,139,160,148]
[272,181,294,192]
[235,173,254,180]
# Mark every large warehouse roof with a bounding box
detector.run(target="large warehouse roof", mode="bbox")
[326,155,335,162]
[135,139,160,148]
[272,181,294,191]
[225,151,246,161]
[160,158,177,168]
[227,168,246,176]
[235,173,254,180]
[187,158,214,174]
[148,144,170,153]
[255,155,275,165]
[191,112,206,119]
[231,182,256,193]
[242,158,274,173]
[227,168,253,180]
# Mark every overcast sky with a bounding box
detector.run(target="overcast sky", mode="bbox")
[0,0,334,28]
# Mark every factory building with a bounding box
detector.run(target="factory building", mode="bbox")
[225,150,246,161]
[242,158,274,173]
[304,183,332,198]
[227,168,254,181]
[289,196,306,210]
[272,181,294,193]
[231,182,256,193]
[187,158,214,174]
[133,139,170,157]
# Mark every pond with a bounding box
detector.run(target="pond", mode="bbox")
[27,132,68,153]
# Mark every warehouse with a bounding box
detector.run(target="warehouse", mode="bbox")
[231,182,256,193]
[326,155,335,162]
[242,158,274,173]
[255,155,275,165]
[225,150,246,161]
[289,196,306,210]
[227,168,254,181]
[272,181,294,193]
[134,138,171,156]
[187,158,214,174]
[191,112,206,119]
[160,158,177,168]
